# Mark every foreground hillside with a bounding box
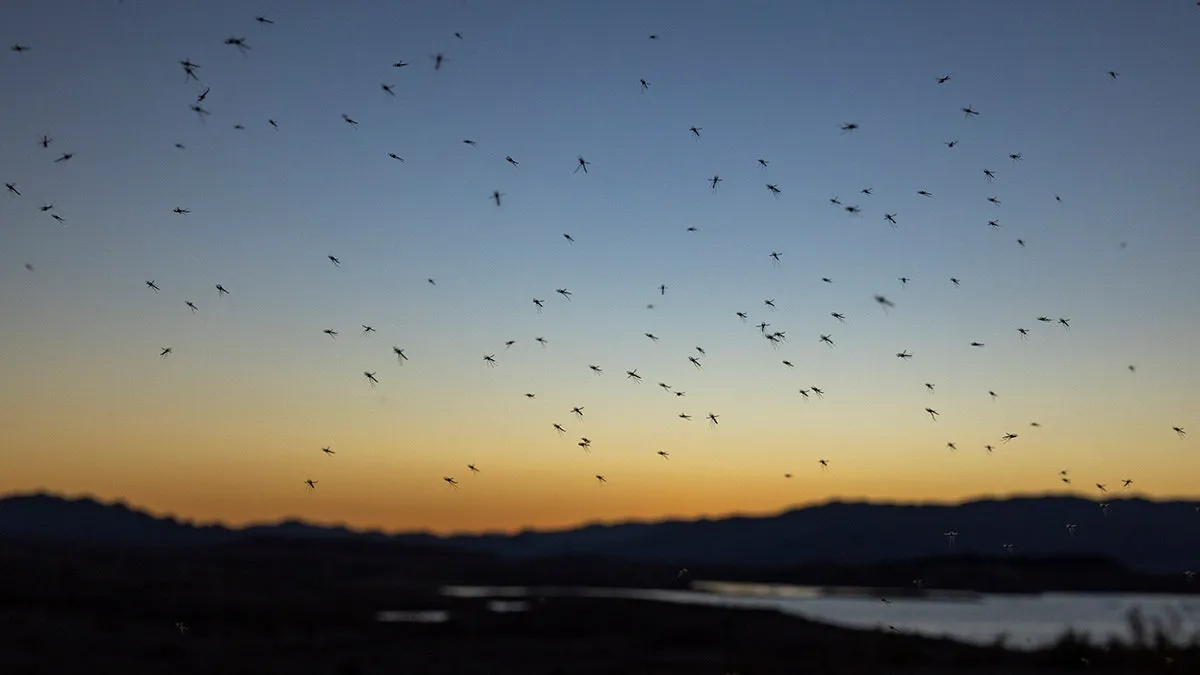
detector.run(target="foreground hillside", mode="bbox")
[1,540,1196,675]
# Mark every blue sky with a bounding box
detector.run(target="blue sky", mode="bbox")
[1,0,1198,532]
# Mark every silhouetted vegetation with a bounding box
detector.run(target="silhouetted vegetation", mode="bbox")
[1,540,1196,674]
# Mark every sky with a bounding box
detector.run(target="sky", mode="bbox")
[1,0,1198,535]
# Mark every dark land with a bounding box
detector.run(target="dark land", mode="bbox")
[1,492,1198,673]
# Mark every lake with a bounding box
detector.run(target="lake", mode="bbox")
[436,583,1200,649]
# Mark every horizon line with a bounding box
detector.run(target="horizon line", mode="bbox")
[4,488,1196,540]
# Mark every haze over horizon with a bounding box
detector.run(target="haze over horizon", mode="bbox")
[2,0,1197,535]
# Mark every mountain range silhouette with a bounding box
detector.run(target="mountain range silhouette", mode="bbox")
[1,492,1196,574]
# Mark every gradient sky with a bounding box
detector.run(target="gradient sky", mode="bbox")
[1,0,1198,535]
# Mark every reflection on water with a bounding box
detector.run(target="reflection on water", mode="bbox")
[375,610,451,624]
[437,584,1200,649]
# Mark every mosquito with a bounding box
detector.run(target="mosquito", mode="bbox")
[186,301,198,313]
[4,183,19,196]
[443,477,458,488]
[885,213,897,227]
[1173,426,1187,438]
[925,383,936,393]
[322,446,335,456]
[388,153,404,162]
[483,354,497,367]
[361,325,376,336]
[491,190,504,206]
[146,280,161,292]
[215,284,229,297]
[180,59,201,82]
[962,106,979,117]
[563,234,574,243]
[706,413,719,427]
[533,298,544,312]
[323,329,338,339]
[657,450,670,460]
[304,479,318,492]
[678,413,692,421]
[626,369,642,382]
[819,334,835,347]
[173,207,190,215]
[224,37,251,55]
[1001,433,1018,443]
[595,475,607,485]
[556,289,572,301]
[328,255,340,267]
[589,365,603,375]
[946,442,957,452]
[925,407,939,421]
[467,464,480,474]
[897,350,912,360]
[640,79,650,91]
[758,158,769,168]
[553,423,566,435]
[709,175,722,191]
[571,407,585,419]
[341,114,358,128]
[54,153,74,163]
[645,333,659,342]
[983,169,996,182]
[381,83,396,96]
[364,371,379,388]
[574,156,591,174]
[766,184,781,198]
[688,356,702,370]
[769,251,782,266]
[840,122,859,133]
[190,104,211,121]
[936,74,951,84]
[876,295,896,310]
[917,190,933,198]
[1121,479,1133,488]
[689,126,702,138]
[1009,153,1022,161]
[831,312,846,323]
[160,347,173,359]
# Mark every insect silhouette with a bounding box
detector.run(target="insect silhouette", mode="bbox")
[574,156,591,174]
[364,371,379,388]
[224,37,251,55]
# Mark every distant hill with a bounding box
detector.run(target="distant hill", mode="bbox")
[1,492,1197,574]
